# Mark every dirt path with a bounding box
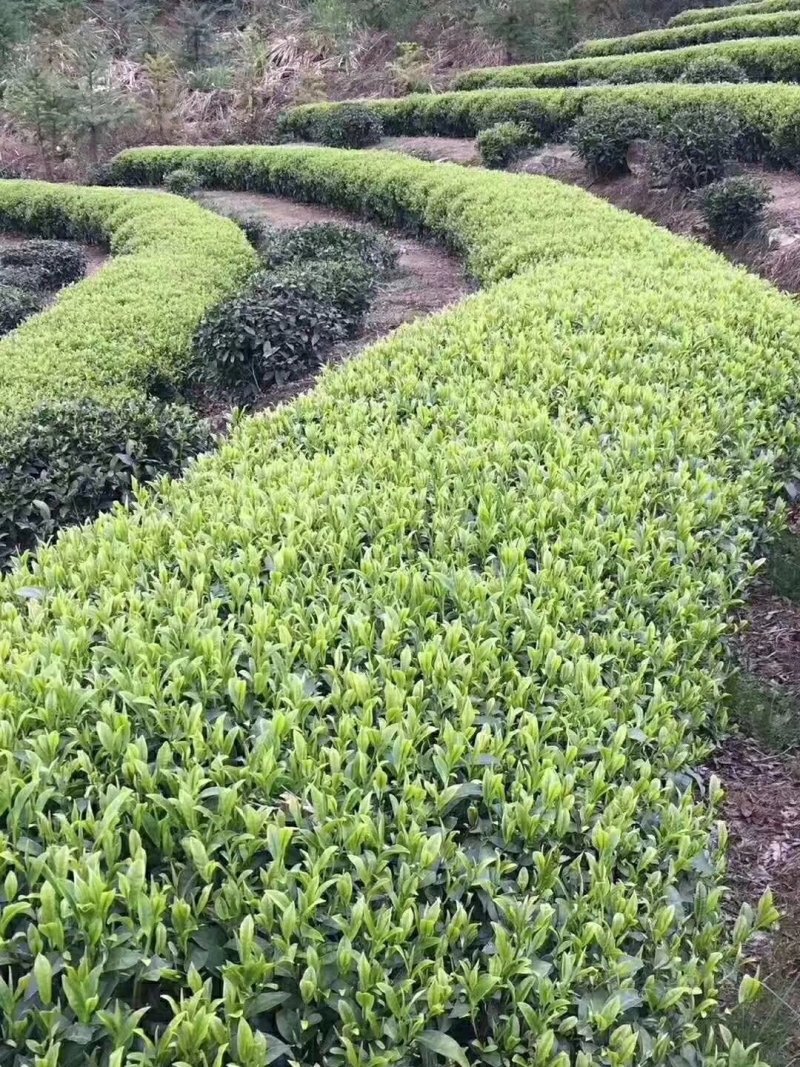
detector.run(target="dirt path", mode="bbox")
[195,189,472,413]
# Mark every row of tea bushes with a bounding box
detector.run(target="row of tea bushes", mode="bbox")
[452,35,800,88]
[4,141,791,1065]
[569,9,800,57]
[0,181,257,564]
[280,82,800,165]
[669,0,800,26]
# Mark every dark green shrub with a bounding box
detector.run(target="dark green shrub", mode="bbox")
[476,120,540,168]
[164,167,204,196]
[700,175,771,240]
[571,100,653,177]
[86,161,115,186]
[229,213,269,248]
[0,398,212,566]
[0,284,41,335]
[0,239,87,287]
[680,55,749,82]
[654,105,741,187]
[313,105,384,148]
[260,222,398,274]
[0,264,50,290]
[194,259,373,399]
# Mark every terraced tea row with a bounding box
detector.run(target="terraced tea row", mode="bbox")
[453,36,800,88]
[0,143,788,1065]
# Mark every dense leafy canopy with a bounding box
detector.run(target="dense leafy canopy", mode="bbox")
[0,143,789,1065]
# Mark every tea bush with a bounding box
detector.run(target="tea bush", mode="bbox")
[0,284,41,335]
[570,99,653,176]
[476,120,540,168]
[654,104,742,187]
[308,103,384,148]
[280,83,800,165]
[0,180,256,561]
[195,257,375,399]
[8,141,792,1066]
[0,398,212,566]
[0,239,86,288]
[452,37,800,89]
[670,0,800,27]
[259,221,398,274]
[0,264,50,291]
[570,10,800,58]
[680,55,750,81]
[700,175,772,241]
[164,166,205,197]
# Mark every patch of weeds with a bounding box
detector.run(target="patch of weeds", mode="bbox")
[727,672,800,752]
[768,530,800,602]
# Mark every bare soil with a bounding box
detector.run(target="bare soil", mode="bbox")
[195,189,471,419]
[377,136,482,165]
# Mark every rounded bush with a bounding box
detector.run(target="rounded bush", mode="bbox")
[0,263,50,291]
[700,174,771,241]
[86,161,116,186]
[260,222,398,274]
[0,284,41,335]
[571,100,653,177]
[313,105,384,148]
[0,398,212,564]
[164,167,205,197]
[0,239,87,288]
[680,55,749,82]
[476,120,540,169]
[654,104,741,187]
[194,258,373,399]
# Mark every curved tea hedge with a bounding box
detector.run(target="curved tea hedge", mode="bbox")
[570,9,800,57]
[0,182,257,563]
[0,182,256,423]
[453,35,800,88]
[0,143,790,1065]
[670,0,800,26]
[280,82,800,164]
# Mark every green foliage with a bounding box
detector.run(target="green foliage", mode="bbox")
[0,283,41,335]
[680,55,749,82]
[259,221,398,274]
[196,223,394,400]
[0,238,86,287]
[311,103,384,148]
[476,120,540,168]
[281,83,800,165]
[700,175,771,241]
[569,9,800,59]
[31,142,798,1064]
[164,165,204,197]
[654,104,741,187]
[0,397,212,565]
[194,258,372,399]
[0,263,50,290]
[670,0,800,27]
[0,179,256,560]
[453,36,800,89]
[570,99,652,176]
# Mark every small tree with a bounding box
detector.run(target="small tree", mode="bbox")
[175,1,226,68]
[142,52,180,143]
[63,25,137,163]
[4,59,71,177]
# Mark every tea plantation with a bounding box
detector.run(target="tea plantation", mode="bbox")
[4,1,800,1063]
